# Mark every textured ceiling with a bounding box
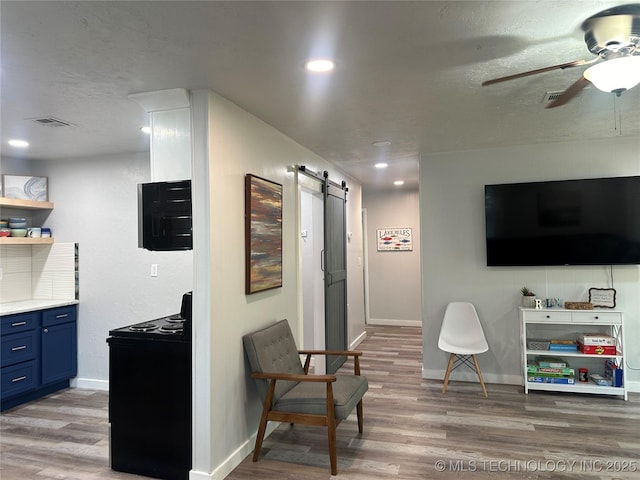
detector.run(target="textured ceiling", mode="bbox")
[1,1,638,190]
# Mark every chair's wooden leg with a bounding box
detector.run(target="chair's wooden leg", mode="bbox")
[253,380,276,461]
[326,382,337,475]
[442,353,455,394]
[472,354,488,397]
[356,399,364,434]
[328,420,337,475]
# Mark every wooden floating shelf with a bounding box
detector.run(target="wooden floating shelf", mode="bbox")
[0,197,54,210]
[0,237,54,245]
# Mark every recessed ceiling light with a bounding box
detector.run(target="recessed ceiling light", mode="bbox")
[375,163,388,169]
[140,126,151,134]
[8,139,29,148]
[394,180,405,186]
[305,59,335,73]
[373,141,391,147]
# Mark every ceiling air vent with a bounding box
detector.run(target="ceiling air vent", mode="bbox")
[542,91,566,104]
[30,117,74,128]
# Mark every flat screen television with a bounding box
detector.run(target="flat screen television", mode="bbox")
[484,176,640,266]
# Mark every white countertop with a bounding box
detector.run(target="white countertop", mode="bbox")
[0,299,79,316]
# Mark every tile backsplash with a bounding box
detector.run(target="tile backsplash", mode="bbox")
[0,243,77,303]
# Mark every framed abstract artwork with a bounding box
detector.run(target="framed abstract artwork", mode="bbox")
[245,174,283,294]
[1,175,48,201]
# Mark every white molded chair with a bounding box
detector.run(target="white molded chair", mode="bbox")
[438,302,489,397]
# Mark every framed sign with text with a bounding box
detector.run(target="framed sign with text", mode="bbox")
[377,227,412,251]
[588,288,616,308]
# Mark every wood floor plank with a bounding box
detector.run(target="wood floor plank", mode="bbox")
[1,325,638,479]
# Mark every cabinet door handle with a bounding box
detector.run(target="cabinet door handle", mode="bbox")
[594,316,599,320]
[11,376,27,383]
[55,314,69,319]
[546,315,550,319]
[11,321,27,327]
[43,328,49,333]
[11,345,27,351]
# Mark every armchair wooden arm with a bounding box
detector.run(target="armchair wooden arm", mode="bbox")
[251,372,336,383]
[298,349,363,357]
[298,350,362,376]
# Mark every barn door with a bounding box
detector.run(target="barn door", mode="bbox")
[323,179,347,373]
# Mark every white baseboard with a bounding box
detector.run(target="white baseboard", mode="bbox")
[350,330,367,349]
[626,381,640,393]
[71,377,109,391]
[368,318,422,327]
[422,368,522,386]
[189,422,279,480]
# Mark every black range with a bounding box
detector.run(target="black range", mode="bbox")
[107,294,192,480]
[108,314,190,340]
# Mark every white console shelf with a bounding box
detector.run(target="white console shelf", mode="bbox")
[520,308,627,401]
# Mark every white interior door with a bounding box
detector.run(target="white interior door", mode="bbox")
[301,188,325,373]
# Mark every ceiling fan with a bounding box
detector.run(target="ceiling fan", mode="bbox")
[482,4,640,108]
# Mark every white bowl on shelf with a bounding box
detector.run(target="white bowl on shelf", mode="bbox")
[10,228,28,237]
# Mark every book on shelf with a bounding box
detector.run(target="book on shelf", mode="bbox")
[578,342,617,355]
[548,343,578,352]
[577,334,616,346]
[527,365,575,376]
[528,376,575,384]
[534,357,568,368]
[589,374,612,386]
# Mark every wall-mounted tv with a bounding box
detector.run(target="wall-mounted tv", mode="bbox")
[485,176,640,266]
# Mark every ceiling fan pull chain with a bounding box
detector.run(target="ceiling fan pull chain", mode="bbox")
[613,94,622,135]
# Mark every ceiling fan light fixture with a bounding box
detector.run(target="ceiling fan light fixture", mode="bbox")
[583,56,640,94]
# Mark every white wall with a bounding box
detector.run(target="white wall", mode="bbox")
[21,152,194,388]
[363,188,421,326]
[420,135,640,391]
[189,91,365,479]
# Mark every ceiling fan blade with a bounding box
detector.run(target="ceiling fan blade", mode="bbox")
[545,76,591,108]
[482,59,598,86]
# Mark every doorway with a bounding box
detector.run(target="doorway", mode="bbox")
[299,168,349,374]
[301,187,326,373]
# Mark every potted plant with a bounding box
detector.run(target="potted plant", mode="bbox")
[520,287,536,308]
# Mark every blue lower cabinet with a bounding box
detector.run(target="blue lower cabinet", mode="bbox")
[1,360,37,398]
[1,305,78,411]
[42,318,78,384]
[1,330,37,367]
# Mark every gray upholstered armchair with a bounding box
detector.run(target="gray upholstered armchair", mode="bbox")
[242,319,368,475]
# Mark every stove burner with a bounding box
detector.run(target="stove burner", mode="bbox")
[129,323,159,332]
[159,324,183,334]
[165,314,185,323]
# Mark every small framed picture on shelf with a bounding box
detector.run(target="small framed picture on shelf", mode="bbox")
[1,175,48,201]
[588,287,616,308]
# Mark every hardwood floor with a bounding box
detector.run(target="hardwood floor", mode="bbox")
[1,325,639,479]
